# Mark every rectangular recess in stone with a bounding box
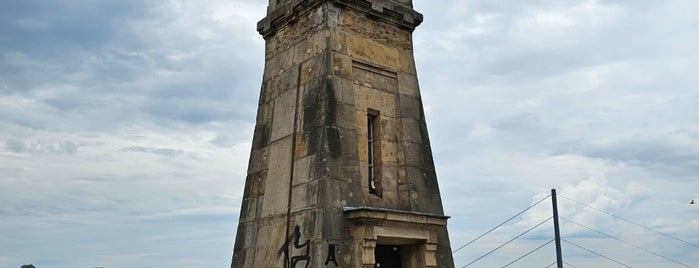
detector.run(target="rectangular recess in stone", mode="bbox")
[352,60,398,79]
[352,60,398,94]
[348,34,400,70]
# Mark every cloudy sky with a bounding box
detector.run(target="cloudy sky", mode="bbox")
[1,0,697,267]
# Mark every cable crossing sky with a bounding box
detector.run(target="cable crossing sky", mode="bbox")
[451,189,697,268]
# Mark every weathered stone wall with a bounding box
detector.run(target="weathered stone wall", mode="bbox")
[328,1,444,215]
[233,1,453,267]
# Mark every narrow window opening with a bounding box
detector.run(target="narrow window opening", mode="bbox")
[367,110,381,196]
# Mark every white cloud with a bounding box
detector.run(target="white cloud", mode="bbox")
[1,0,698,267]
[420,0,699,266]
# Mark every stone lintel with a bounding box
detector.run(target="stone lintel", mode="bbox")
[343,206,449,227]
[258,0,423,38]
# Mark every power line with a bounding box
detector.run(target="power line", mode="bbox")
[502,239,554,268]
[463,216,553,268]
[564,261,579,268]
[559,194,699,248]
[562,239,632,268]
[453,194,552,254]
[546,260,579,268]
[561,216,693,268]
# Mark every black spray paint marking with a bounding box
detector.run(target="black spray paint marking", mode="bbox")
[325,244,339,266]
[279,225,311,268]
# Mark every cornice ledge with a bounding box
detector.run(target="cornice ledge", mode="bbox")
[257,0,423,38]
[342,207,450,226]
[333,0,423,30]
[257,0,326,38]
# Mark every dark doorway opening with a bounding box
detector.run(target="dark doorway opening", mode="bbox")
[375,245,401,268]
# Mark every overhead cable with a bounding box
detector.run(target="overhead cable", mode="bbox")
[502,239,554,268]
[453,194,552,254]
[562,239,631,268]
[463,216,553,268]
[546,260,579,268]
[560,194,699,248]
[564,261,580,268]
[561,216,692,268]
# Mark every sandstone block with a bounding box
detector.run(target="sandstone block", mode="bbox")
[354,85,396,117]
[247,148,268,174]
[299,55,325,86]
[400,118,422,143]
[253,216,288,266]
[399,94,421,119]
[332,52,353,79]
[293,155,316,186]
[270,89,297,142]
[331,77,355,105]
[291,181,319,212]
[398,71,420,96]
[294,31,327,65]
[261,137,292,217]
[348,34,399,70]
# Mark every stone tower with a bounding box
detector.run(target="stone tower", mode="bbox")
[232,0,454,267]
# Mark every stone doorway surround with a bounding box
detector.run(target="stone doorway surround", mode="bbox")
[344,207,449,268]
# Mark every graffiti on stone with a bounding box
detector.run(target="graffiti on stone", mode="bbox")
[325,244,339,266]
[280,225,311,268]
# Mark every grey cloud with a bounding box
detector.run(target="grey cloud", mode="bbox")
[2,0,698,267]
[0,1,150,57]
[2,140,77,154]
[59,141,78,154]
[575,139,699,169]
[144,94,258,125]
[210,134,238,148]
[0,0,262,132]
[44,96,93,112]
[121,146,186,157]
[4,140,27,153]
